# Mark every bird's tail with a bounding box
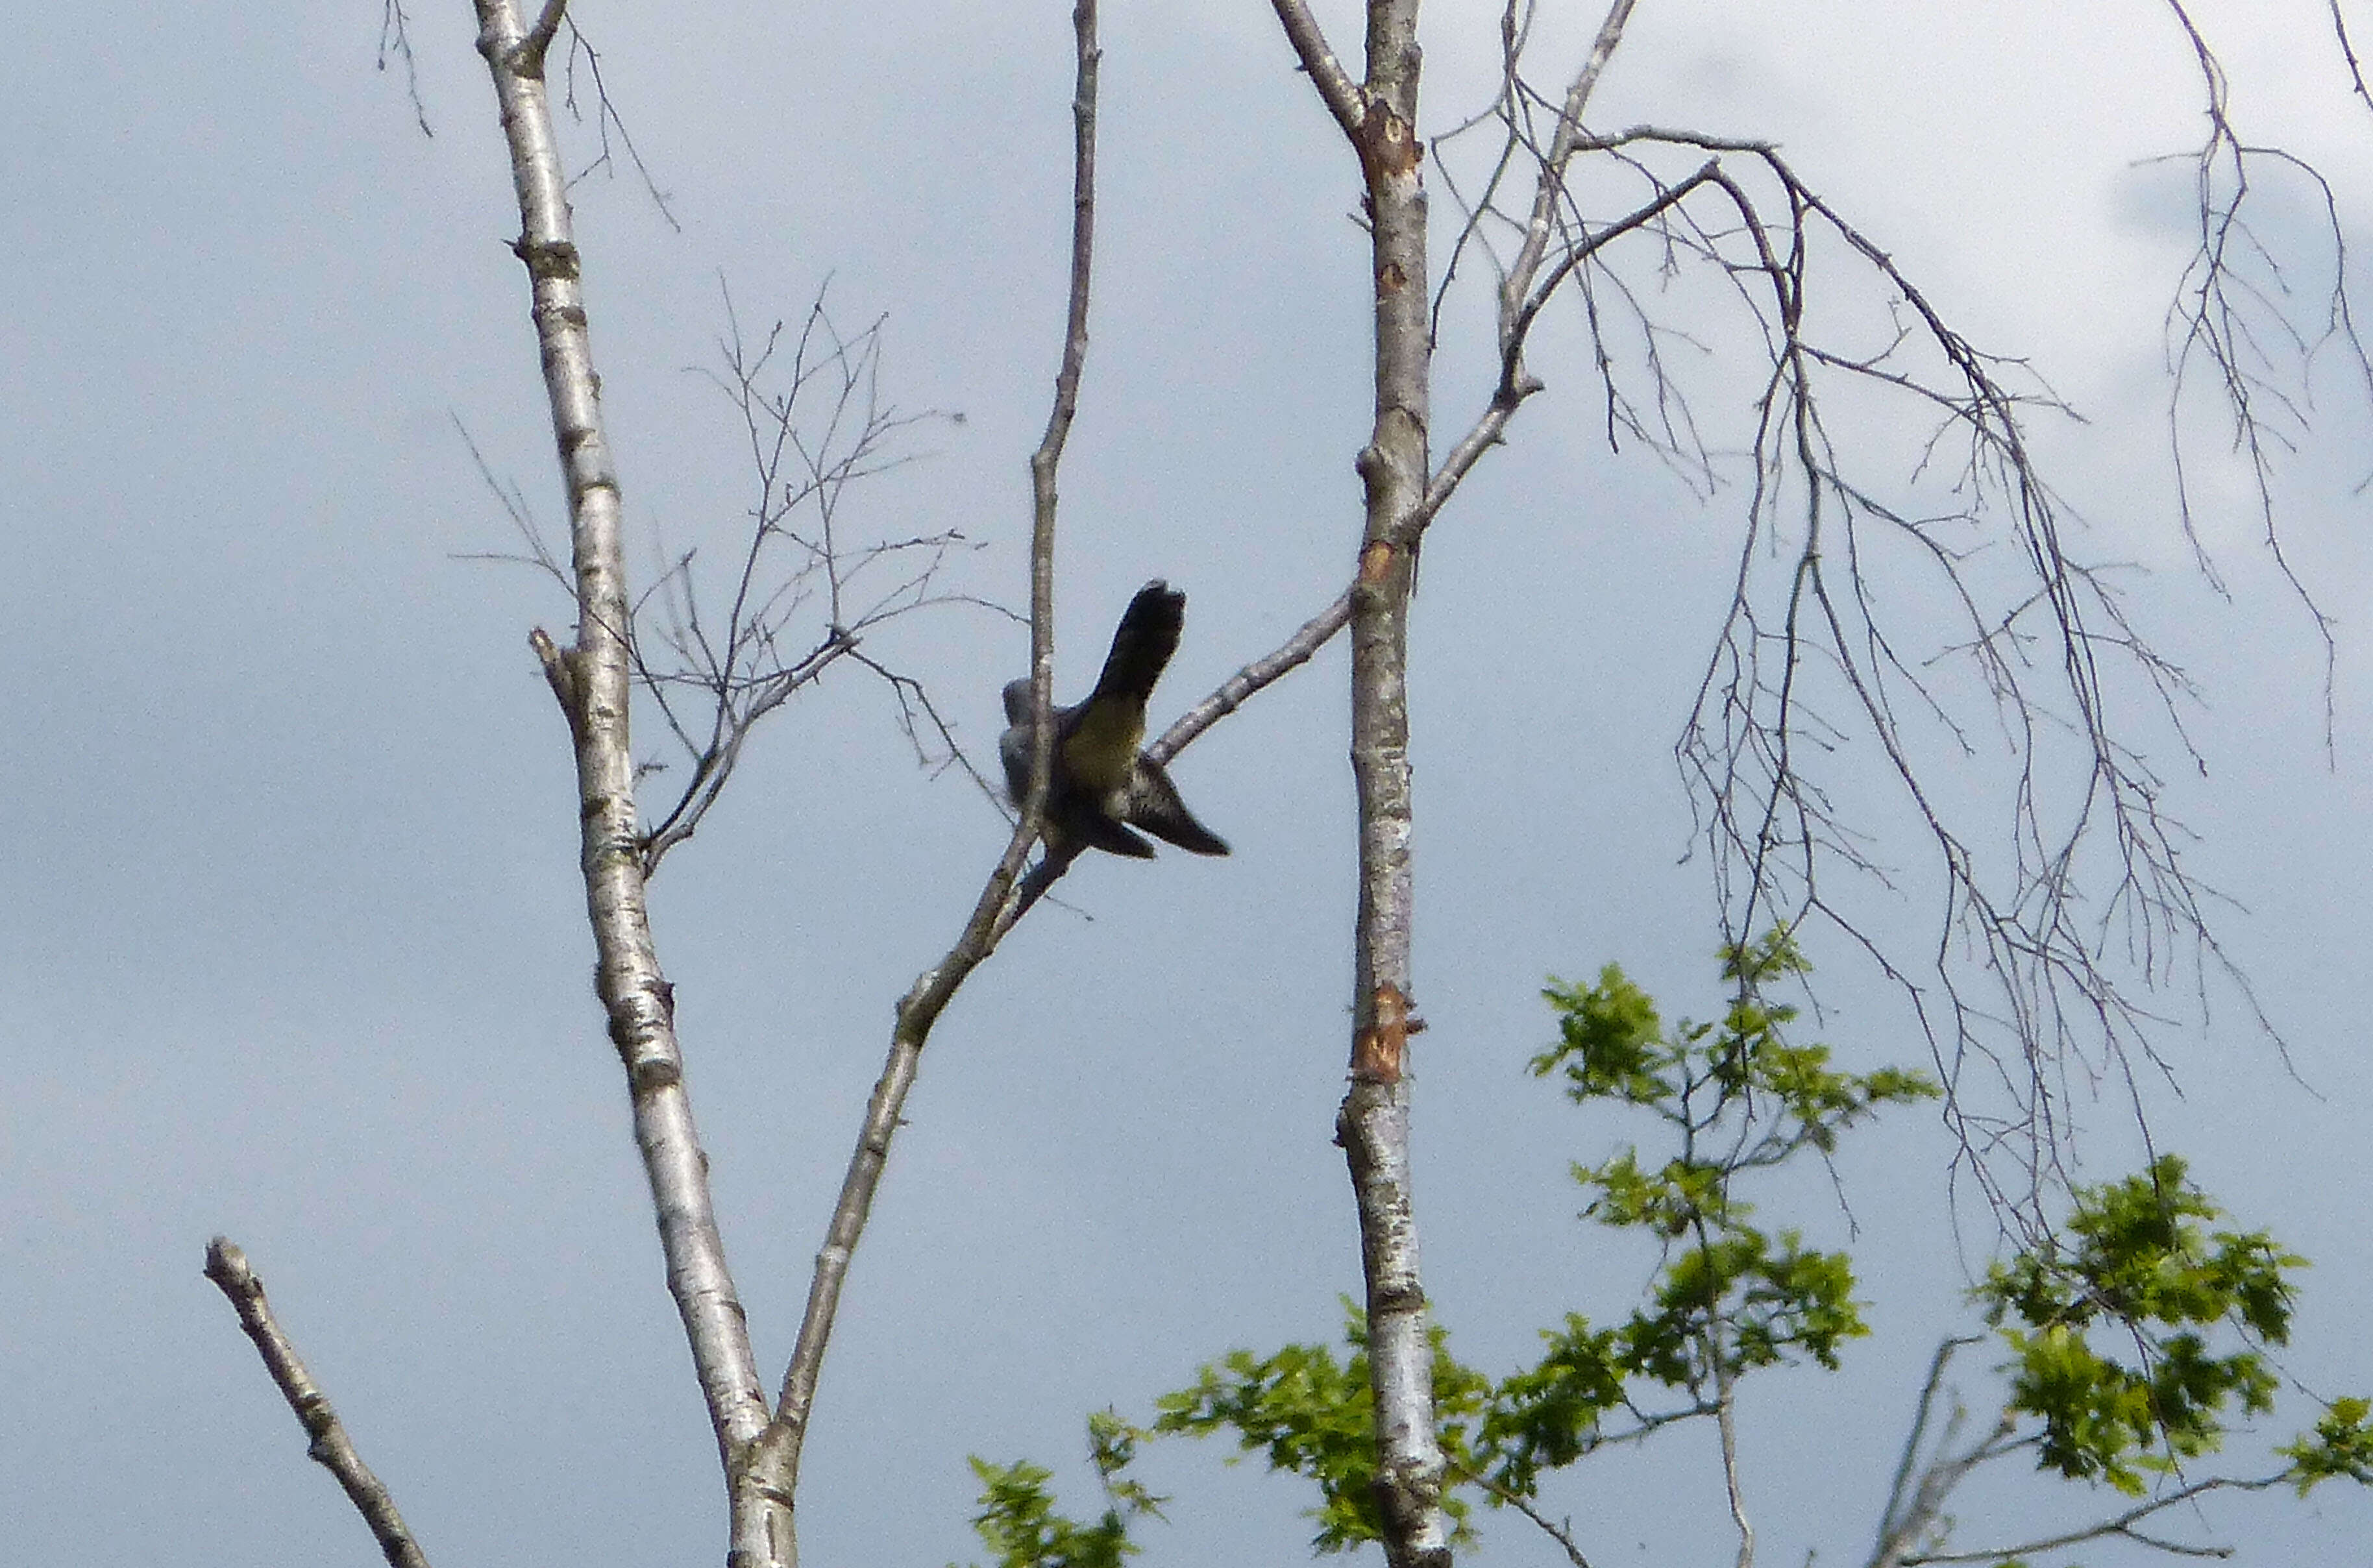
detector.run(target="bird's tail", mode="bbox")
[1089,580,1185,706]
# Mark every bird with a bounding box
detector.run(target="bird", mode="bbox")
[1000,580,1230,860]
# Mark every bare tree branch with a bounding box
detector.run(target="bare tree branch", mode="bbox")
[2154,0,2368,750]
[1421,110,2276,1226]
[1861,1330,2304,1566]
[468,5,783,1563]
[203,1238,432,1568]
[1269,0,1366,141]
[631,289,972,876]
[1447,1455,1596,1568]
[1867,1338,2024,1568]
[1712,1323,1754,1568]
[1390,0,2365,1225]
[2330,0,2373,114]
[1503,0,1636,301]
[1401,161,1718,550]
[1899,1471,2280,1564]
[1148,586,1353,763]
[1268,2,1455,1563]
[770,0,1104,1495]
[547,18,681,229]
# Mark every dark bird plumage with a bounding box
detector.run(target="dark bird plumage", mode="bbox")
[1001,580,1231,859]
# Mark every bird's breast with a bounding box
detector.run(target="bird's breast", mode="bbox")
[1061,702,1145,794]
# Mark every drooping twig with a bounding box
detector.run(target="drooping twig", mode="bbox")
[203,1238,432,1568]
[1425,85,2287,1228]
[1407,5,2331,1229]
[2156,0,2365,753]
[375,0,432,136]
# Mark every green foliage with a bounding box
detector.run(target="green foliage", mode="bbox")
[958,1412,1165,1568]
[1531,929,1937,1399]
[1977,1156,2305,1494]
[1150,931,1940,1547]
[1531,929,1939,1160]
[2280,1397,2373,1492]
[961,932,2369,1565]
[1471,1313,1625,1496]
[1151,1305,1491,1551]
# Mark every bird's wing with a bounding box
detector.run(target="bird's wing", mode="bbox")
[1058,802,1160,859]
[998,717,1032,809]
[1125,756,1230,856]
[999,679,1035,805]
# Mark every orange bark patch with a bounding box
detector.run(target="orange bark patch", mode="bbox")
[1358,104,1421,180]
[1353,983,1414,1082]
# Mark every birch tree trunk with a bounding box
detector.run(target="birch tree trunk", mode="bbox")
[1272,2,1450,1562]
[469,5,794,1565]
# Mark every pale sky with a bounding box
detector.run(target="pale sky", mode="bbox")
[8,3,2373,1565]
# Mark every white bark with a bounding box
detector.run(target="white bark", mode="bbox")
[469,5,786,1563]
[1272,1,1449,1562]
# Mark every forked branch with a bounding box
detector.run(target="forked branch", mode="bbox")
[633,294,972,875]
[471,2,780,1561]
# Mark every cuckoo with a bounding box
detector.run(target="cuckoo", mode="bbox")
[1000,580,1230,860]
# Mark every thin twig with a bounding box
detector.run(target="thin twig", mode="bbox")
[1149,586,1353,763]
[1449,1456,1595,1568]
[376,1,433,136]
[771,0,1103,1491]
[624,288,968,877]
[2331,0,2373,113]
[1900,1471,2280,1563]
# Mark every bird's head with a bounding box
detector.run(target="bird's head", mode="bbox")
[1001,678,1035,728]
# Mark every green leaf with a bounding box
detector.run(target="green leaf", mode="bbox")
[1532,966,1673,1107]
[1153,1306,1483,1551]
[2281,1397,2373,1493]
[957,1413,1167,1568]
[1978,1157,2309,1491]
[1473,1314,1627,1495]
